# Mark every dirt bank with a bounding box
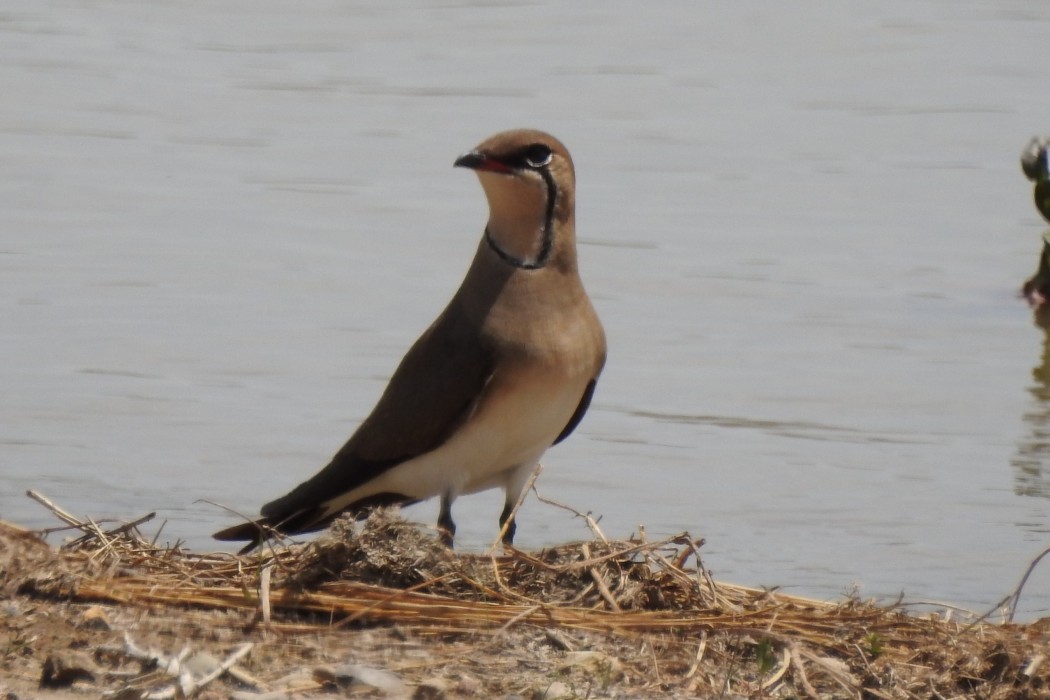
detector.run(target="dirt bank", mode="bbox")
[1,511,1047,699]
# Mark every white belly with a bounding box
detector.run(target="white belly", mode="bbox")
[319,366,588,516]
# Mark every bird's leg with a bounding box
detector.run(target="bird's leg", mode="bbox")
[497,461,542,546]
[498,500,517,545]
[437,492,456,548]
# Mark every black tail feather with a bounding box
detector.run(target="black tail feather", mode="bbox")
[212,492,419,553]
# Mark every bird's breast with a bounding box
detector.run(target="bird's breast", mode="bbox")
[464,362,590,465]
[367,363,590,502]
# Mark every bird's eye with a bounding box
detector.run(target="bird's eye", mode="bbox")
[524,144,553,168]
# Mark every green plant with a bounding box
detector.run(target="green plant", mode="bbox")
[864,632,884,658]
[755,638,777,675]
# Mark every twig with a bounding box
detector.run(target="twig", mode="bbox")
[107,635,254,700]
[718,636,739,698]
[197,498,298,553]
[150,518,167,547]
[673,535,702,569]
[684,631,707,680]
[563,537,688,572]
[895,600,985,620]
[789,644,820,700]
[330,574,461,629]
[759,646,791,691]
[225,665,264,690]
[581,543,621,612]
[796,645,860,699]
[1022,654,1045,681]
[963,594,1013,632]
[536,493,608,543]
[28,489,156,550]
[543,629,577,652]
[101,511,156,539]
[26,489,87,531]
[259,561,273,625]
[646,636,663,684]
[83,518,116,558]
[680,535,724,609]
[192,643,254,692]
[495,604,543,635]
[120,633,163,665]
[38,519,120,536]
[1006,544,1050,623]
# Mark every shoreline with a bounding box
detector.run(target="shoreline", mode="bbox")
[2,512,1048,699]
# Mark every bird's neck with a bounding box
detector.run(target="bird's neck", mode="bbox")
[481,175,554,270]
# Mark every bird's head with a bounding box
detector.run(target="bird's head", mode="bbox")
[456,129,576,270]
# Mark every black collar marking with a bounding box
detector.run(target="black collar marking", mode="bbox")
[485,168,558,270]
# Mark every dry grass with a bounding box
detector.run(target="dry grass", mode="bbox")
[4,501,1050,699]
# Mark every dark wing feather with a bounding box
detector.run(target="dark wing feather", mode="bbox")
[552,378,597,445]
[213,492,419,551]
[215,299,496,542]
[1036,180,1050,224]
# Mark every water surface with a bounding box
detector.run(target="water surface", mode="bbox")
[3,1,1050,619]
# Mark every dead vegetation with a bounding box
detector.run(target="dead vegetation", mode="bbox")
[2,494,1049,699]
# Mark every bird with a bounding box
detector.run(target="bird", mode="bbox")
[1021,136,1050,308]
[1021,136,1050,223]
[214,129,606,551]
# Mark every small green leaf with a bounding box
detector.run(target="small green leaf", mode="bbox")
[755,638,776,675]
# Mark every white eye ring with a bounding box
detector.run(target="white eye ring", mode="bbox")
[525,144,553,168]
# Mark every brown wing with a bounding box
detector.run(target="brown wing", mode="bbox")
[214,298,496,543]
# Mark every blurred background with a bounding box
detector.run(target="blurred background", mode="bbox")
[3,1,1050,619]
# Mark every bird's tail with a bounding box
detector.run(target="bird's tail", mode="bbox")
[212,517,289,555]
[213,503,331,553]
[212,492,420,553]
